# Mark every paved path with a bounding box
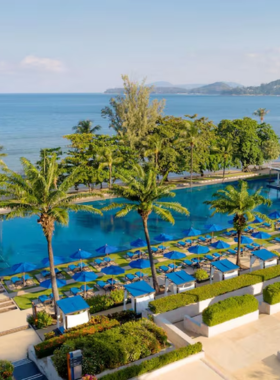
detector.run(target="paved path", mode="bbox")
[0,329,41,361]
[13,358,46,380]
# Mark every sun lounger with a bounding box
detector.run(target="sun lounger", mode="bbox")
[107,278,120,286]
[22,274,32,281]
[70,287,82,296]
[168,263,179,271]
[135,271,148,279]
[125,252,139,260]
[205,255,214,261]
[151,247,159,253]
[11,276,22,285]
[125,273,137,283]
[182,259,194,268]
[176,241,187,247]
[94,259,104,267]
[272,237,280,243]
[158,265,172,273]
[38,294,52,305]
[245,244,254,251]
[96,280,110,290]
[158,245,169,253]
[227,249,236,255]
[103,257,113,264]
[261,222,271,228]
[213,253,221,259]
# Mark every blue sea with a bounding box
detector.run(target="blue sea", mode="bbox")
[1,94,280,269]
[1,94,280,171]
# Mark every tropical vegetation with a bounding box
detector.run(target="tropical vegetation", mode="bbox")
[204,181,271,266]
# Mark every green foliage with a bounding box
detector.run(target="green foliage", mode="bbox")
[100,343,202,380]
[202,294,258,326]
[0,360,14,380]
[27,311,53,329]
[52,341,76,378]
[86,291,125,314]
[106,310,139,324]
[194,269,208,281]
[263,282,280,305]
[44,331,55,340]
[149,265,280,314]
[53,319,168,378]
[35,316,119,358]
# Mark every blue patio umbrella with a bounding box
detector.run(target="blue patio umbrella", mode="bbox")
[130,238,147,248]
[234,236,253,244]
[11,262,37,286]
[73,271,98,293]
[211,240,230,249]
[188,245,210,254]
[41,256,67,267]
[204,224,224,232]
[101,265,125,276]
[129,259,151,269]
[164,251,186,260]
[40,278,66,289]
[269,211,280,220]
[252,231,271,239]
[154,233,174,242]
[252,216,263,224]
[183,227,201,237]
[70,249,92,270]
[95,244,118,255]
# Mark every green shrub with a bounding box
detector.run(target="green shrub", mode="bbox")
[86,291,125,314]
[263,282,280,305]
[100,343,202,380]
[194,269,208,281]
[109,289,124,304]
[44,331,55,340]
[27,311,53,329]
[0,360,14,379]
[106,310,139,324]
[149,265,280,314]
[35,317,119,358]
[53,320,168,377]
[202,294,258,326]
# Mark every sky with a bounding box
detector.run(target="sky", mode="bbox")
[0,0,280,92]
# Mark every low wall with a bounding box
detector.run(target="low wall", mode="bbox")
[184,311,259,338]
[157,275,280,323]
[260,301,280,315]
[131,351,205,380]
[28,345,63,380]
[154,315,194,348]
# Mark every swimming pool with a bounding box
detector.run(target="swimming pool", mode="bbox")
[0,179,278,269]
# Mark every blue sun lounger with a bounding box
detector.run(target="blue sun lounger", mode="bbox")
[38,294,52,304]
[205,255,214,261]
[96,280,110,290]
[272,237,280,243]
[168,263,179,270]
[11,276,22,285]
[125,273,137,282]
[213,253,222,259]
[227,249,236,255]
[135,271,147,279]
[158,265,171,273]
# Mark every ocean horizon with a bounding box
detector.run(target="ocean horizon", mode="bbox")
[1,93,280,171]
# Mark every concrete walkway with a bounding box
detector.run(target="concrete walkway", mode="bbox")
[0,329,41,361]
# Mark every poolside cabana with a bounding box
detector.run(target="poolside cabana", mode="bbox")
[250,249,278,272]
[123,281,155,314]
[56,295,90,332]
[164,270,196,295]
[210,259,240,284]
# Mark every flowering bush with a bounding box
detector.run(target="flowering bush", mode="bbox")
[35,316,119,358]
[82,374,97,380]
[0,360,14,379]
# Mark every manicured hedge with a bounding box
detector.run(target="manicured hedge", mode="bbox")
[263,282,280,305]
[149,265,280,314]
[100,343,202,380]
[202,294,258,326]
[35,316,119,358]
[87,290,124,314]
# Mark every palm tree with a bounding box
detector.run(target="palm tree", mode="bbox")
[0,156,102,308]
[253,108,269,122]
[211,139,234,181]
[143,135,165,167]
[73,120,101,134]
[0,146,7,167]
[97,147,123,189]
[204,181,271,266]
[102,165,189,292]
[186,125,200,187]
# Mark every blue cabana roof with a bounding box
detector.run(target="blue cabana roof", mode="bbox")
[251,249,278,261]
[56,295,89,314]
[211,259,239,273]
[166,270,195,285]
[124,281,155,297]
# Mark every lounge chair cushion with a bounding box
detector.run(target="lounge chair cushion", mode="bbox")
[38,295,50,304]
[183,259,193,266]
[68,264,77,271]
[159,265,169,272]
[126,273,136,281]
[135,271,145,278]
[97,280,107,288]
[80,285,92,292]
[206,255,214,261]
[11,276,21,284]
[70,287,81,296]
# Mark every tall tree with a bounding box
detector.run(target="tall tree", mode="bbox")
[102,165,189,292]
[0,156,102,308]
[73,120,101,134]
[253,108,270,122]
[211,139,234,180]
[143,135,166,168]
[0,146,7,167]
[97,146,124,189]
[101,75,165,149]
[186,125,200,187]
[204,181,271,266]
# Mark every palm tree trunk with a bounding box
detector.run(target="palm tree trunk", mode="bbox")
[236,230,242,266]
[155,152,158,168]
[223,160,226,181]
[142,217,160,293]
[46,234,60,312]
[109,164,112,190]
[190,144,193,187]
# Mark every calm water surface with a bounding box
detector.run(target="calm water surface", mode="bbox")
[0,179,279,269]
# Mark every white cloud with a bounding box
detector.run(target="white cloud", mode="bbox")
[20,55,65,72]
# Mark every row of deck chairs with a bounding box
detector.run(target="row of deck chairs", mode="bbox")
[10,274,32,286]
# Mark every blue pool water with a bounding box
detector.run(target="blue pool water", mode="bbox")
[0,178,279,269]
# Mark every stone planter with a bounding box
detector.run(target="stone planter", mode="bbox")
[260,301,280,315]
